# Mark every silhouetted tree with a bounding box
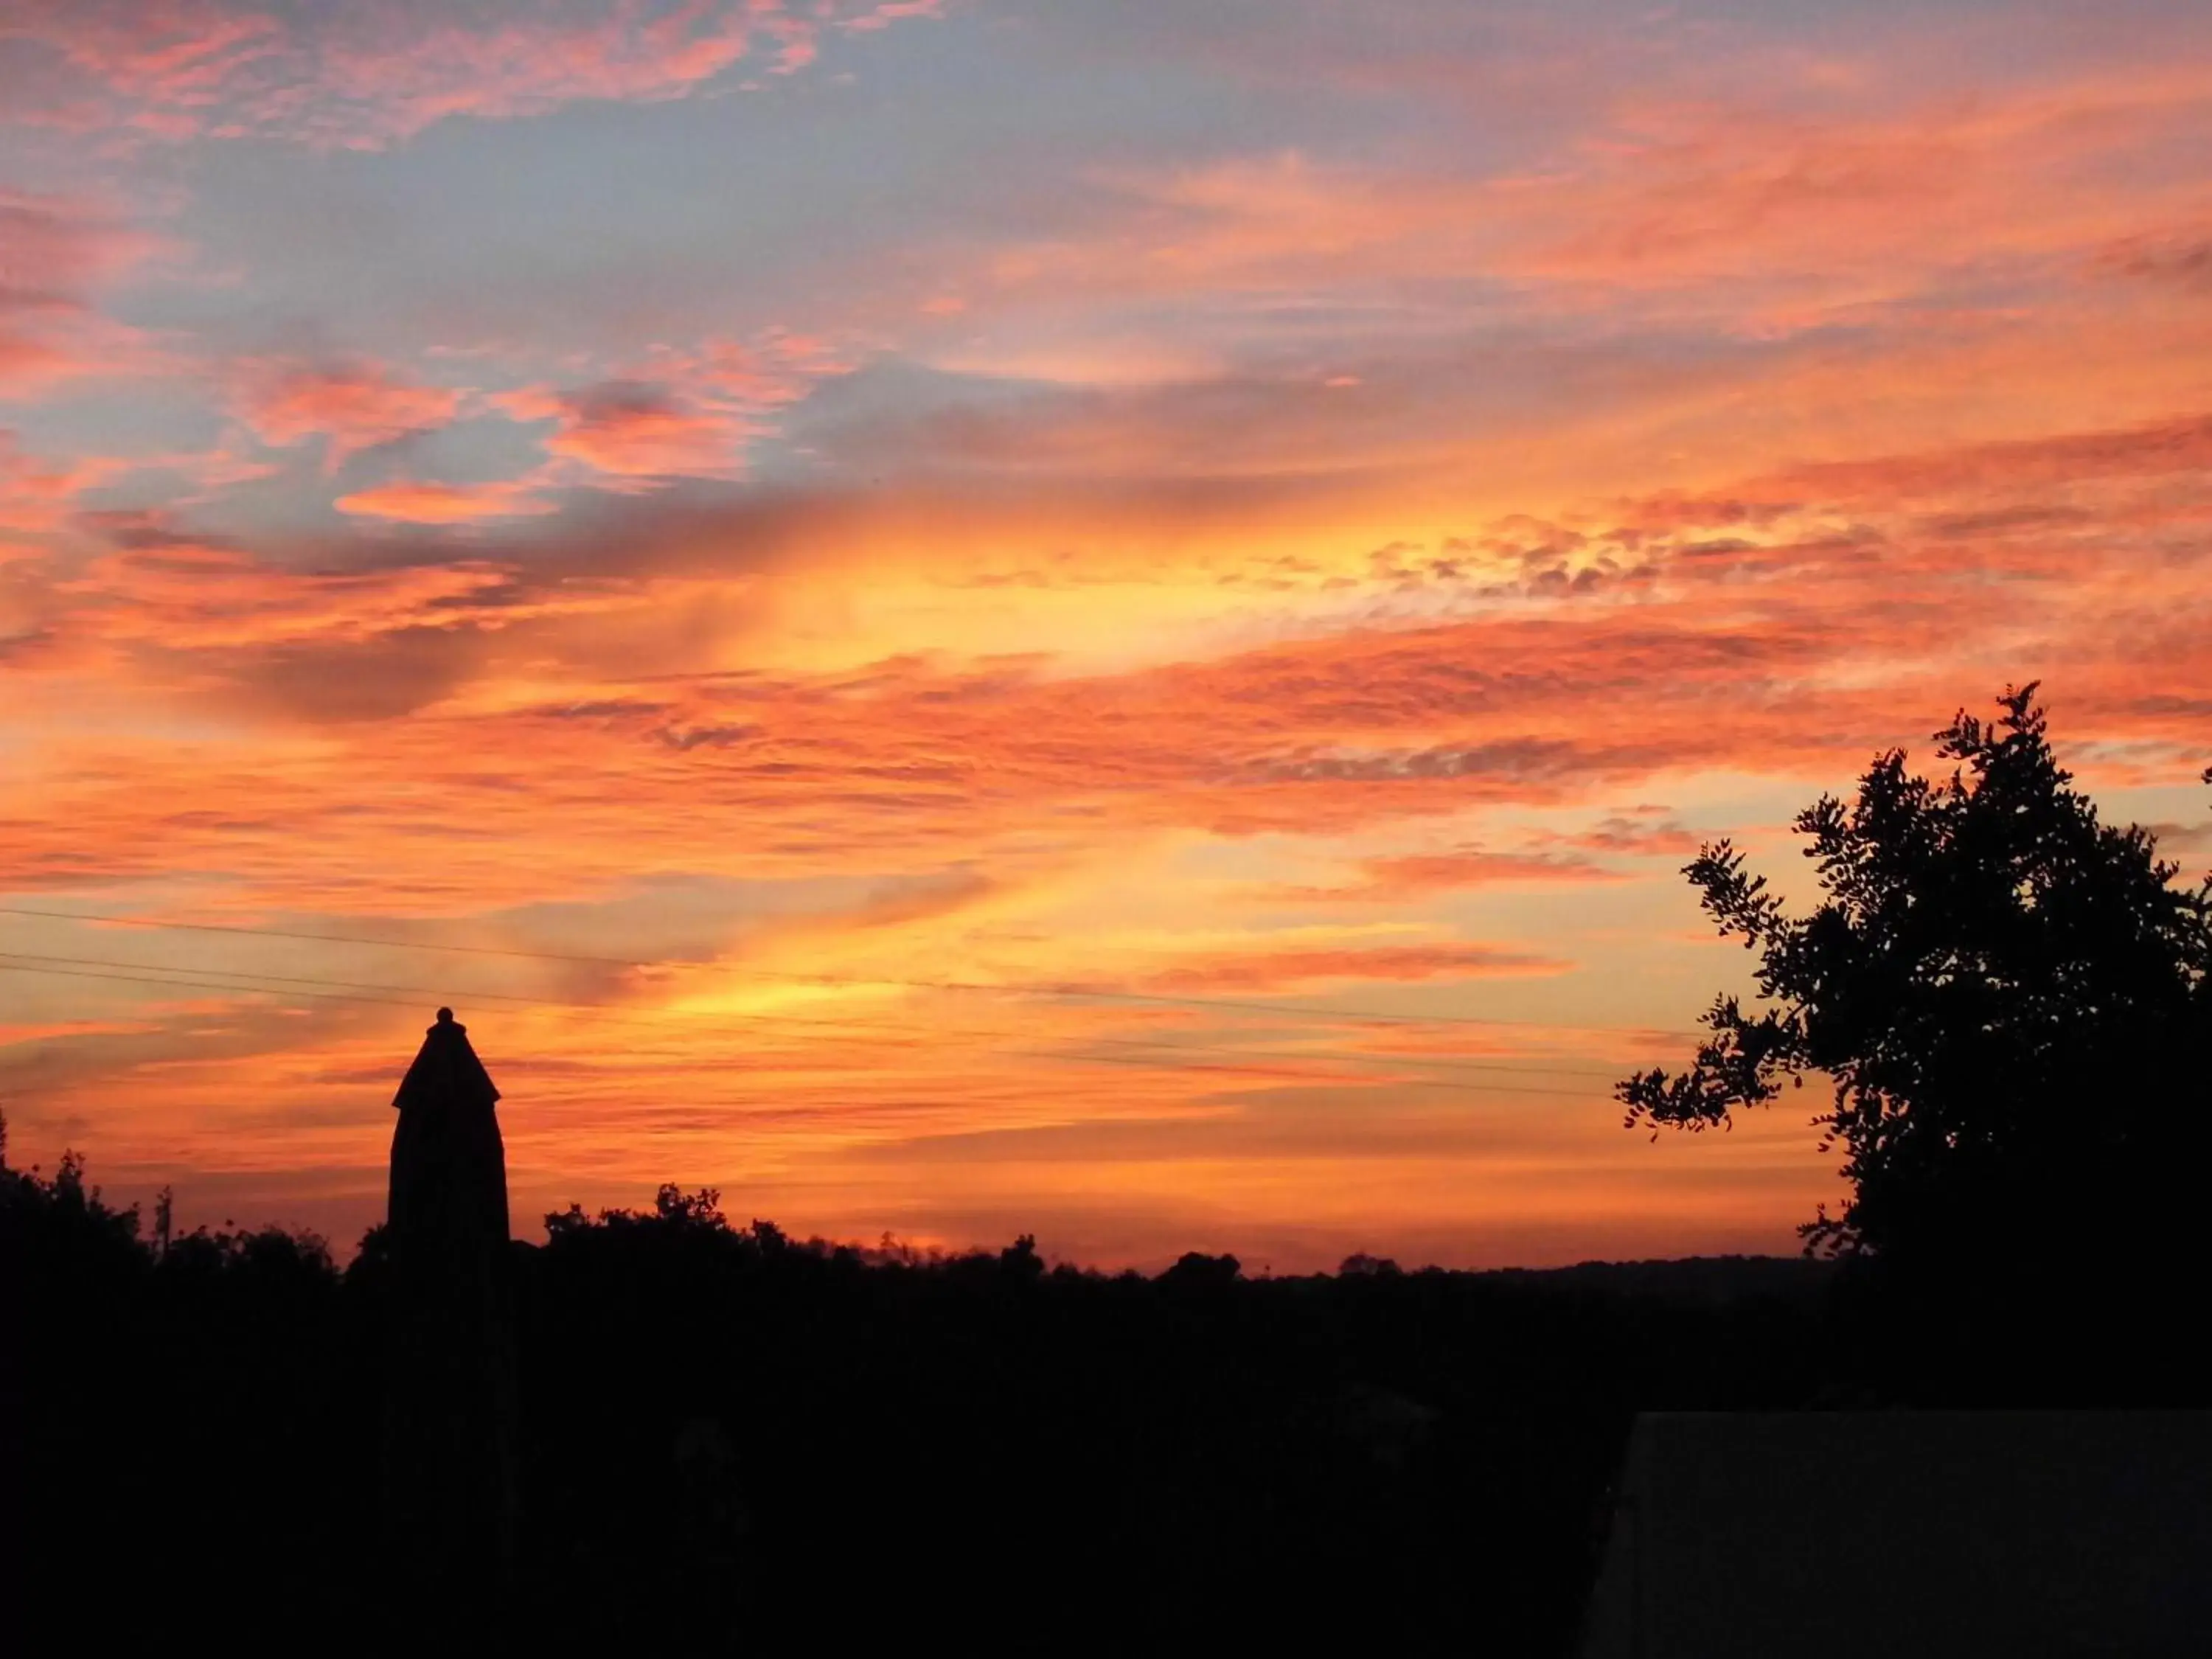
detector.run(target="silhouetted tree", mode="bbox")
[658,1183,730,1230]
[1619,684,2212,1261]
[1339,1252,1403,1277]
[1160,1250,1242,1287]
[1,1138,145,1265]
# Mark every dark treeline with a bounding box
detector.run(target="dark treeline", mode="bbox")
[7,1148,2199,1655]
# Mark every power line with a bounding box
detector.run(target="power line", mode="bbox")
[0,958,427,1012]
[0,905,641,966]
[0,945,1624,1082]
[0,956,1616,1099]
[0,960,1588,1100]
[986,1045,1597,1098]
[0,903,1693,1039]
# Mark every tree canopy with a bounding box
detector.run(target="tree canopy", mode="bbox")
[1618,684,2212,1259]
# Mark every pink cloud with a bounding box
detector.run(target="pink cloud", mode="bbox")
[492,333,846,487]
[0,432,120,533]
[234,358,465,467]
[0,192,161,396]
[2097,224,2212,291]
[498,382,748,485]
[1771,413,2212,507]
[841,1,946,35]
[0,1,947,149]
[0,192,149,304]
[935,51,2212,368]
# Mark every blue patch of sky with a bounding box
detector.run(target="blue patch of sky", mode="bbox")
[122,11,1382,361]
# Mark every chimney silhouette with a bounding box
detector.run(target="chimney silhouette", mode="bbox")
[382,1007,519,1622]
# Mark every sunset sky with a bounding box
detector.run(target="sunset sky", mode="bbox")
[3,0,2209,1270]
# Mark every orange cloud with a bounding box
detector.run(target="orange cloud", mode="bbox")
[3,374,2202,914]
[1275,849,1622,904]
[0,433,117,532]
[7,386,2203,901]
[61,536,532,651]
[334,476,557,524]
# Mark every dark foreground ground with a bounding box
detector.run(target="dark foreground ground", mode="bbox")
[6,1170,2197,1654]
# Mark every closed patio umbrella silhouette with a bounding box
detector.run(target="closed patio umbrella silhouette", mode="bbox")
[389,1006,509,1256]
[383,1006,519,1610]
